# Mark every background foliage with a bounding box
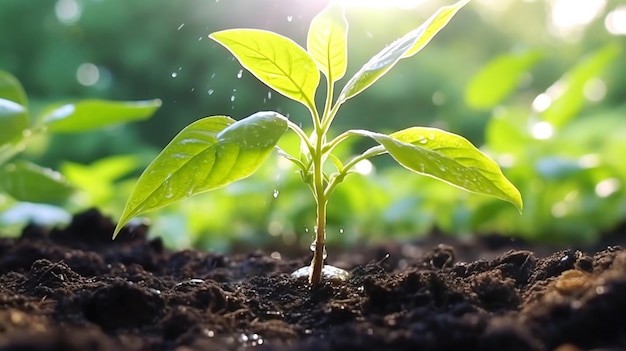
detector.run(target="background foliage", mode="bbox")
[1,0,625,250]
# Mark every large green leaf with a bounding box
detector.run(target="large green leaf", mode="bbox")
[0,98,28,145]
[210,29,319,111]
[337,0,470,103]
[41,99,162,133]
[0,70,27,106]
[307,2,348,83]
[542,43,620,128]
[465,51,541,109]
[0,161,74,204]
[114,111,289,237]
[351,127,522,211]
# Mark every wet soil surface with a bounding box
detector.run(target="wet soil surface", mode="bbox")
[1,209,625,351]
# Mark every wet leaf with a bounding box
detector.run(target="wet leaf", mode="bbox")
[0,161,74,204]
[41,99,162,133]
[307,2,348,83]
[465,51,541,109]
[0,70,27,106]
[0,98,28,145]
[114,111,289,237]
[210,29,319,110]
[351,127,523,211]
[337,0,470,103]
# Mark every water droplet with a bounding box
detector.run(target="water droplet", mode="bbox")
[418,138,427,144]
[230,95,236,102]
[339,228,344,234]
[304,227,309,233]
[177,23,185,30]
[171,72,178,78]
[210,73,216,79]
[272,189,279,198]
[287,15,293,22]
[309,242,327,259]
[236,70,243,79]
[208,89,214,95]
[267,91,272,99]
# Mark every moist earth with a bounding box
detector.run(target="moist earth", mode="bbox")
[0,209,625,351]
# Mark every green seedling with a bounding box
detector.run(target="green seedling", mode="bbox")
[114,0,522,286]
[0,69,161,205]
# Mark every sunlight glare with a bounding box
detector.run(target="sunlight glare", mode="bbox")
[338,0,425,9]
[550,0,606,38]
[605,6,626,36]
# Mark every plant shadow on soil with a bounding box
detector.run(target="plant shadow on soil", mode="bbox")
[1,209,626,351]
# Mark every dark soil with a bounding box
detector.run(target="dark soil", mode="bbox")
[1,209,626,351]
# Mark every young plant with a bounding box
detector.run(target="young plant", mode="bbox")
[0,69,161,205]
[114,0,523,286]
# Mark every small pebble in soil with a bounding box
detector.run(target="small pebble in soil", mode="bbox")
[291,264,350,282]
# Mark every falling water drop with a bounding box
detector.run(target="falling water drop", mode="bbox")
[230,95,236,102]
[272,189,279,198]
[177,23,185,30]
[287,15,293,22]
[267,91,272,99]
[339,228,344,234]
[208,89,214,95]
[171,72,178,78]
[236,70,243,79]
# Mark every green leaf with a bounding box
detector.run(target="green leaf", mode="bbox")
[0,70,27,106]
[337,0,470,103]
[61,155,143,205]
[0,98,28,145]
[465,51,541,109]
[0,161,74,204]
[114,111,289,237]
[210,29,319,110]
[351,127,523,211]
[542,43,620,128]
[307,2,348,83]
[41,99,162,133]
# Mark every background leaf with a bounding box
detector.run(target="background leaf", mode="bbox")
[210,29,319,111]
[0,161,74,204]
[337,0,470,103]
[0,70,27,106]
[0,98,28,145]
[541,43,620,129]
[41,99,162,133]
[465,51,542,109]
[307,2,348,83]
[351,127,523,211]
[114,111,289,236]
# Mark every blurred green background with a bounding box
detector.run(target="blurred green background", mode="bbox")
[1,0,625,251]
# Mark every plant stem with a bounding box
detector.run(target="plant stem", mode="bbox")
[309,124,328,286]
[309,195,326,286]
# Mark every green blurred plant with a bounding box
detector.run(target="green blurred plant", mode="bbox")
[0,69,161,218]
[115,0,522,285]
[457,43,624,242]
